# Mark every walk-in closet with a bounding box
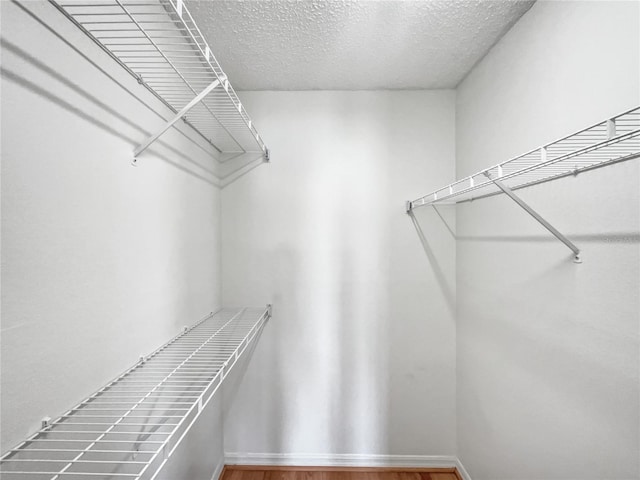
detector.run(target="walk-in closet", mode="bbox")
[1,1,638,479]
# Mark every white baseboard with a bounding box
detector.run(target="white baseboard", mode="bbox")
[224,453,458,469]
[211,459,226,480]
[454,458,472,480]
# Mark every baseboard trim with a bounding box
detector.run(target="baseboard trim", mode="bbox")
[224,453,458,469]
[211,459,226,480]
[454,458,472,480]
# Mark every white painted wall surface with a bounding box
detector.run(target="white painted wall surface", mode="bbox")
[0,3,223,475]
[455,1,640,478]
[156,395,225,480]
[220,91,457,458]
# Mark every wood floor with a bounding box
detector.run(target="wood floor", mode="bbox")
[221,466,461,480]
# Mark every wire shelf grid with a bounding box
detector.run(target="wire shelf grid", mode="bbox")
[50,0,267,158]
[0,306,271,480]
[410,107,640,208]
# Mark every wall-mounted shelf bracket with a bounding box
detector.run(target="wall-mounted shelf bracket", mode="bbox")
[132,79,221,164]
[483,171,581,263]
[406,201,413,214]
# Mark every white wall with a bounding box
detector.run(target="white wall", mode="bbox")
[0,2,223,475]
[4,1,639,477]
[220,91,457,459]
[455,1,640,479]
[156,395,225,480]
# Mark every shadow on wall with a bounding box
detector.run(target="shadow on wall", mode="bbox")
[408,198,640,396]
[222,246,291,454]
[409,207,455,316]
[457,232,640,243]
[221,90,462,456]
[457,238,640,472]
[219,155,268,188]
[254,231,392,454]
[332,213,391,454]
[7,0,271,186]
[223,314,285,453]
[0,41,218,185]
[2,1,220,182]
[223,132,396,455]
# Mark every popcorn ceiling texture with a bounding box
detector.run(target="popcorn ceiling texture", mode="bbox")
[187,0,535,90]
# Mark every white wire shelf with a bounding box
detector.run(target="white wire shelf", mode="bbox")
[50,0,268,162]
[0,306,271,480]
[409,106,640,209]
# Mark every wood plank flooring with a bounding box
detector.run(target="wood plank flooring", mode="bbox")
[221,466,461,480]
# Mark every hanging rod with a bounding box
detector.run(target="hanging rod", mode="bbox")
[406,106,640,261]
[49,0,269,166]
[0,306,272,480]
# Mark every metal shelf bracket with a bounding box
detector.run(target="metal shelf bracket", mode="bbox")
[483,171,582,263]
[133,79,221,164]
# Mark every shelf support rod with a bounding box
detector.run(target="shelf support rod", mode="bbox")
[133,79,221,162]
[483,171,582,263]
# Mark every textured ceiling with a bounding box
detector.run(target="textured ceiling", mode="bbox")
[186,0,535,90]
